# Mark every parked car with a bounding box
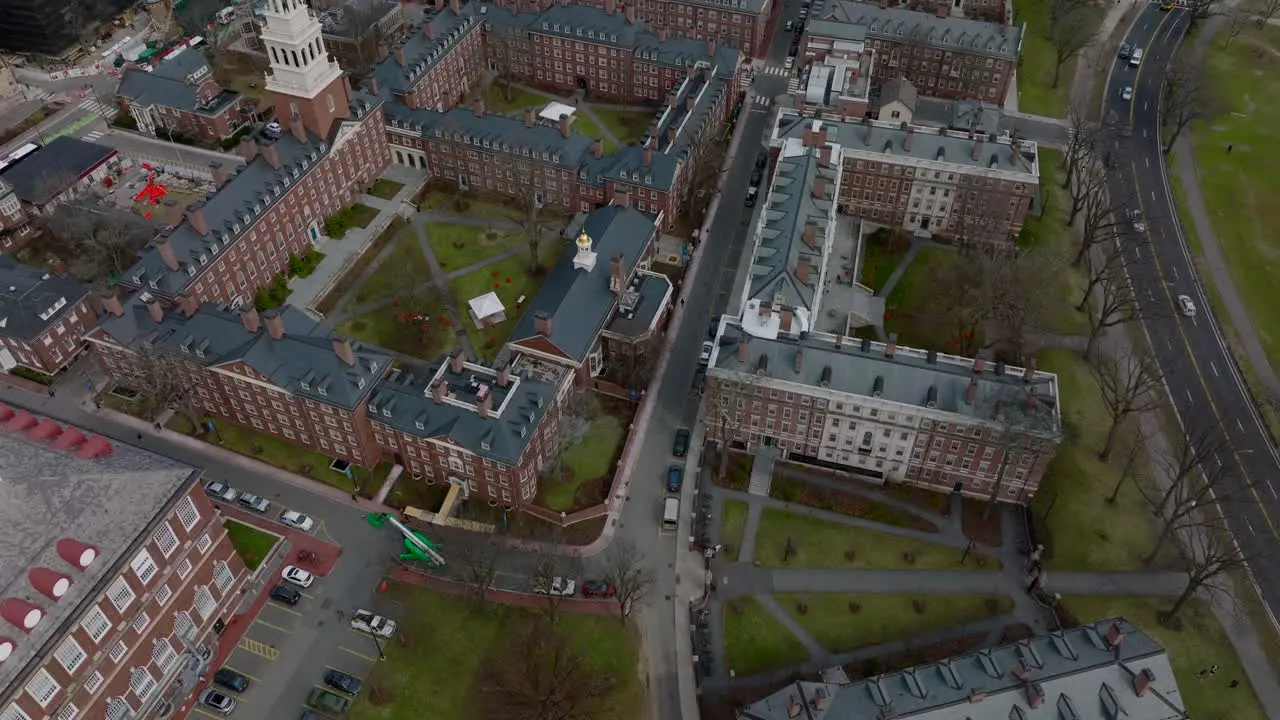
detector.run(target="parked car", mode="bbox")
[784,56,795,70]
[204,481,237,503]
[237,492,270,513]
[755,150,768,171]
[699,341,714,364]
[582,580,617,598]
[1177,294,1197,317]
[749,166,763,186]
[270,583,301,605]
[299,713,318,720]
[213,667,250,693]
[666,464,684,493]
[744,186,758,207]
[1119,42,1131,59]
[350,609,397,637]
[534,577,577,596]
[692,367,707,395]
[199,689,236,715]
[307,687,352,714]
[281,565,315,588]
[280,510,315,531]
[325,669,364,695]
[1120,85,1133,101]
[784,19,794,31]
[672,428,690,457]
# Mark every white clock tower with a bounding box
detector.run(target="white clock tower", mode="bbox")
[259,0,350,138]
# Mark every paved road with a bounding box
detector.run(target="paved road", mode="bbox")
[1107,5,1280,627]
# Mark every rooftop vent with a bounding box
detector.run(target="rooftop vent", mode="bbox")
[0,598,43,632]
[0,637,13,663]
[75,435,113,459]
[56,538,98,570]
[28,567,71,600]
[26,418,61,441]
[4,410,37,432]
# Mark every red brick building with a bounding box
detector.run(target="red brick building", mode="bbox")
[116,41,251,144]
[0,256,96,376]
[0,178,38,253]
[0,411,249,720]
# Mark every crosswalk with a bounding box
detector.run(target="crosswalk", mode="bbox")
[78,98,118,121]
[756,63,792,76]
[750,95,772,108]
[787,77,801,93]
[36,91,56,102]
[84,130,106,141]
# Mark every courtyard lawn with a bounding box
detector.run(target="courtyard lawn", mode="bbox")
[1012,0,1103,117]
[777,593,1014,654]
[722,596,812,677]
[425,223,523,271]
[569,114,618,153]
[483,83,552,114]
[1062,596,1266,720]
[448,241,567,362]
[1032,349,1171,571]
[347,584,643,720]
[223,520,279,571]
[880,245,962,350]
[721,499,749,562]
[858,229,911,293]
[590,107,653,147]
[351,225,431,304]
[453,195,529,224]
[134,188,201,225]
[336,291,455,358]
[1022,149,1090,335]
[315,218,407,315]
[540,412,626,512]
[1189,25,1280,379]
[753,508,999,570]
[368,179,404,200]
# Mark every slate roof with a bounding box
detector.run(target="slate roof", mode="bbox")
[950,97,1002,137]
[740,617,1186,719]
[0,136,117,206]
[605,271,671,338]
[368,5,483,94]
[745,137,838,314]
[116,47,240,114]
[0,409,196,693]
[120,93,383,297]
[508,205,657,364]
[386,103,595,170]
[367,355,556,466]
[0,256,90,342]
[821,1,1022,59]
[711,323,1061,436]
[880,75,919,112]
[96,295,390,411]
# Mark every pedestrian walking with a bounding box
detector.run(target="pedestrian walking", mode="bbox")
[1227,145,1233,153]
[153,422,161,432]
[1209,664,1219,676]
[47,388,55,397]
[350,492,359,502]
[1229,680,1240,688]
[94,400,103,410]
[136,432,143,441]
[680,298,686,307]
[1196,669,1209,679]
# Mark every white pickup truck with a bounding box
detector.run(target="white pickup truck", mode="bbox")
[349,610,396,638]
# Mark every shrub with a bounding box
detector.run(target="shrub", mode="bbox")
[218,125,252,150]
[795,601,809,615]
[112,114,138,130]
[843,549,856,563]
[10,367,54,385]
[848,600,861,613]
[912,599,926,614]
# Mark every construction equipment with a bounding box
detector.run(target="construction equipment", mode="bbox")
[367,512,446,567]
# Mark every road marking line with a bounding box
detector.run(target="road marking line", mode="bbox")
[190,708,224,720]
[237,637,279,660]
[1238,418,1246,432]
[221,665,260,682]
[1244,517,1256,535]
[339,645,378,662]
[1185,388,1193,402]
[326,664,367,679]
[1210,361,1219,377]
[254,619,293,634]
[1269,480,1278,499]
[266,603,303,617]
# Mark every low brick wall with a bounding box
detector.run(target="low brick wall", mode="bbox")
[389,564,618,616]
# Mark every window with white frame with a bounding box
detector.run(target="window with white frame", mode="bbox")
[154,584,173,606]
[212,561,235,592]
[0,705,32,720]
[196,534,212,553]
[108,642,128,663]
[195,586,216,620]
[152,522,179,557]
[175,496,200,530]
[25,669,60,708]
[129,668,156,700]
[173,611,196,642]
[54,704,78,720]
[82,672,104,696]
[130,611,150,634]
[107,578,136,612]
[151,639,177,671]
[54,637,86,673]
[130,550,158,584]
[105,698,132,720]
[80,605,111,643]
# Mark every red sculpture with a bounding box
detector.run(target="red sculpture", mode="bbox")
[133,172,168,206]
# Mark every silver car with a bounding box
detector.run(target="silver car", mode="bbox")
[199,689,236,715]
[237,493,270,513]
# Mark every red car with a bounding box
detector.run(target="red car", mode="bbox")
[581,581,616,598]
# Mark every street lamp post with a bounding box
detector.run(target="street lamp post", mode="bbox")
[370,631,385,660]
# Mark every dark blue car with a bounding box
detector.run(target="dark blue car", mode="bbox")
[667,464,684,493]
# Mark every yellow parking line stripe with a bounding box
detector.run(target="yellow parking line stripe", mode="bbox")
[237,637,279,660]
[265,603,304,617]
[339,645,377,662]
[221,665,260,682]
[191,708,224,719]
[326,665,365,679]
[300,590,317,598]
[254,619,293,634]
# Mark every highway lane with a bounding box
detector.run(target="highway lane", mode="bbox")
[1106,4,1280,623]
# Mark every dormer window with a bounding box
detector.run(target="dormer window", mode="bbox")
[301,380,311,391]
[318,386,328,396]
[232,222,241,233]
[415,420,425,430]
[149,279,158,289]
[199,254,208,265]
[357,377,366,389]
[381,407,391,417]
[186,265,196,277]
[481,440,491,451]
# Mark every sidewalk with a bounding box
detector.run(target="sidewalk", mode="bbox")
[1068,0,1140,114]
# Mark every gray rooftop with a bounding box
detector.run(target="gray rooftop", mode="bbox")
[367,354,555,466]
[880,75,919,112]
[368,6,482,94]
[387,103,595,170]
[0,409,196,694]
[508,205,657,364]
[950,97,1003,136]
[120,93,382,297]
[817,1,1022,59]
[605,271,672,338]
[116,47,241,115]
[773,111,1040,178]
[712,324,1061,436]
[97,295,390,411]
[0,136,117,206]
[741,617,1186,720]
[0,256,90,342]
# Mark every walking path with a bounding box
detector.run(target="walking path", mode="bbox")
[413,221,478,359]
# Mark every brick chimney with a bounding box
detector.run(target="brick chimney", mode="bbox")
[590,138,604,158]
[239,136,258,163]
[1133,668,1155,697]
[332,336,356,367]
[612,186,630,208]
[472,97,486,118]
[819,145,832,167]
[241,308,261,333]
[885,332,898,358]
[1026,386,1038,410]
[264,309,286,340]
[185,203,210,237]
[793,347,803,372]
[209,161,229,188]
[708,39,716,55]
[803,123,815,147]
[496,362,511,387]
[426,20,436,39]
[779,308,794,332]
[1026,684,1044,709]
[904,124,915,151]
[449,349,465,374]
[377,42,389,63]
[99,288,123,317]
[965,377,978,405]
[558,113,571,138]
[935,4,948,17]
[289,110,307,142]
[1023,358,1036,383]
[534,311,552,336]
[667,126,677,147]
[758,302,773,320]
[476,384,492,418]
[434,0,443,10]
[1106,622,1125,649]
[802,220,818,249]
[736,337,748,361]
[144,295,164,324]
[687,95,697,111]
[812,176,827,199]
[610,255,624,294]
[155,233,180,270]
[179,294,199,317]
[431,379,445,403]
[973,350,987,374]
[972,137,984,161]
[795,256,811,284]
[395,46,406,67]
[643,144,653,168]
[259,140,280,169]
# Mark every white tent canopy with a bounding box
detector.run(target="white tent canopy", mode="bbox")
[468,291,506,328]
[538,101,577,123]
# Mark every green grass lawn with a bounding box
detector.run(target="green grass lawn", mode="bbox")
[483,83,552,114]
[1189,26,1280,380]
[1013,0,1103,117]
[880,245,962,350]
[1032,349,1171,571]
[419,191,454,212]
[590,107,653,147]
[349,203,379,228]
[859,230,910,293]
[348,584,643,720]
[336,292,455,359]
[368,179,404,200]
[453,195,529,224]
[570,114,618,153]
[351,225,431,304]
[1024,149,1091,335]
[1061,596,1267,720]
[540,413,626,512]
[223,520,279,571]
[448,241,567,362]
[721,499,749,562]
[753,508,999,570]
[722,596,812,677]
[425,223,523,272]
[777,593,1013,653]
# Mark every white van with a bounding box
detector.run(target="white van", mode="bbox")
[1129,48,1143,67]
[662,497,680,531]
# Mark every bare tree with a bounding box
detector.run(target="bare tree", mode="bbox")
[456,532,504,610]
[1140,436,1236,566]
[1163,518,1250,624]
[1146,423,1227,517]
[1049,12,1095,89]
[1089,349,1164,461]
[528,532,582,624]
[45,202,154,279]
[1081,260,1141,358]
[1257,0,1280,25]
[1060,104,1099,193]
[984,244,1065,361]
[606,335,662,390]
[921,248,989,357]
[1162,59,1216,155]
[1107,427,1149,503]
[705,374,754,482]
[479,617,616,720]
[680,139,728,226]
[981,404,1049,520]
[1185,0,1221,19]
[1048,0,1094,32]
[1072,171,1136,267]
[1075,228,1145,313]
[1065,151,1111,228]
[110,348,202,426]
[513,161,552,273]
[601,538,654,623]
[1225,8,1251,47]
